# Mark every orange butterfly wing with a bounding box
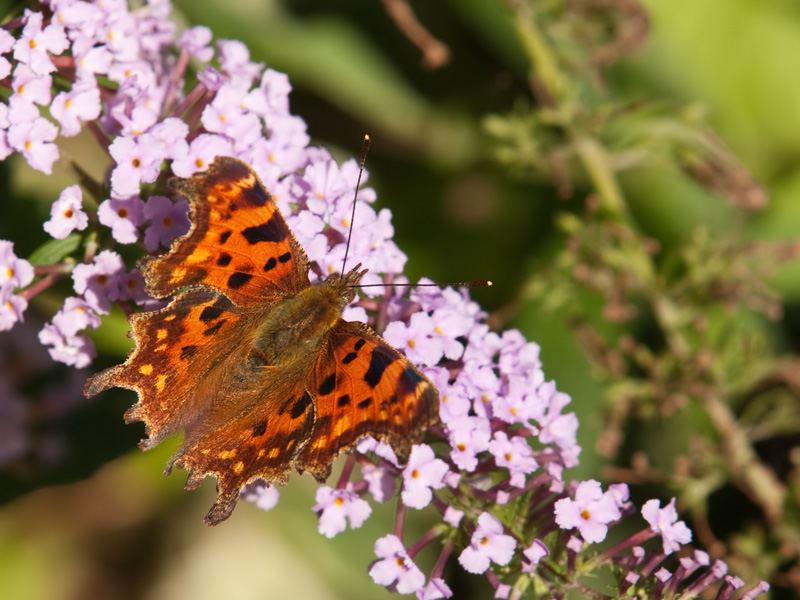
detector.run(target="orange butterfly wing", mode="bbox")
[142,157,309,304]
[86,288,249,446]
[296,320,439,480]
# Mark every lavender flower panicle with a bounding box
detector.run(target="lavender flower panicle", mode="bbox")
[0,2,770,598]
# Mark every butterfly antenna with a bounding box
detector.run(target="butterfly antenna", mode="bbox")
[341,134,371,275]
[357,280,493,289]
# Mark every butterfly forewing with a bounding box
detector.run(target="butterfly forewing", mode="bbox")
[143,157,310,305]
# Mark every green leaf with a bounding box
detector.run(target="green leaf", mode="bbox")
[27,234,82,266]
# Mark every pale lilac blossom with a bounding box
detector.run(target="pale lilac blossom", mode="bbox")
[0,290,27,331]
[312,486,372,538]
[369,534,425,594]
[401,444,448,509]
[416,578,452,600]
[554,480,622,543]
[458,512,517,574]
[241,481,280,512]
[143,196,190,251]
[98,196,146,244]
[44,185,88,239]
[0,242,34,289]
[13,10,69,75]
[641,497,692,555]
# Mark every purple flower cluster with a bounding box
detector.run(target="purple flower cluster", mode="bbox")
[0,3,770,599]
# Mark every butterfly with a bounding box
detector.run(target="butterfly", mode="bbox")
[86,156,439,525]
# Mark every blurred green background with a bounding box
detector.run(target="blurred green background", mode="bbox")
[2,0,800,598]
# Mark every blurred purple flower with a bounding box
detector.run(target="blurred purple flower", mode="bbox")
[641,497,692,555]
[458,512,517,574]
[369,534,426,594]
[554,480,622,543]
[43,185,88,239]
[312,485,372,538]
[401,444,448,509]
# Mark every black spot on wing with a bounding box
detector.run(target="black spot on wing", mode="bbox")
[342,352,357,365]
[180,345,197,360]
[264,257,277,272]
[199,305,224,322]
[318,373,336,396]
[278,252,291,263]
[337,394,351,407]
[354,339,366,351]
[291,391,312,419]
[252,419,268,437]
[240,183,269,207]
[217,252,232,266]
[398,366,425,396]
[220,231,231,245]
[242,215,286,245]
[227,272,253,289]
[357,397,373,409]
[364,345,398,389]
[203,320,226,336]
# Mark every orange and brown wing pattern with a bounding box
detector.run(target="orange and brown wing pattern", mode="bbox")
[85,288,248,448]
[295,320,439,481]
[167,375,318,525]
[142,157,310,306]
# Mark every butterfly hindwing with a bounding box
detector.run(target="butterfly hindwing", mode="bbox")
[142,158,310,305]
[295,320,440,481]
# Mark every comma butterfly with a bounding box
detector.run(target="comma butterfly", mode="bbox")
[85,156,439,525]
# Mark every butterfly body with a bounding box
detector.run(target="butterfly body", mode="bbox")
[86,157,438,525]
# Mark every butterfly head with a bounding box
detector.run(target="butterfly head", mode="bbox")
[323,263,368,305]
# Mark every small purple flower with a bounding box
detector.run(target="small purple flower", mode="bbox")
[71,250,126,314]
[12,65,53,106]
[241,480,280,512]
[143,196,190,251]
[401,444,449,509]
[7,117,59,174]
[38,322,95,368]
[369,534,426,594]
[0,289,27,331]
[554,480,622,543]
[52,297,101,336]
[447,415,491,472]
[416,578,452,600]
[13,10,69,75]
[357,435,400,467]
[50,80,102,137]
[458,512,517,574]
[98,196,146,244]
[536,381,579,451]
[383,312,444,367]
[444,506,464,527]
[177,25,214,62]
[641,497,692,555]
[108,134,165,197]
[361,462,397,503]
[494,584,511,599]
[488,431,539,488]
[171,133,233,177]
[44,185,89,239]
[312,485,372,538]
[521,539,549,573]
[0,241,34,289]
